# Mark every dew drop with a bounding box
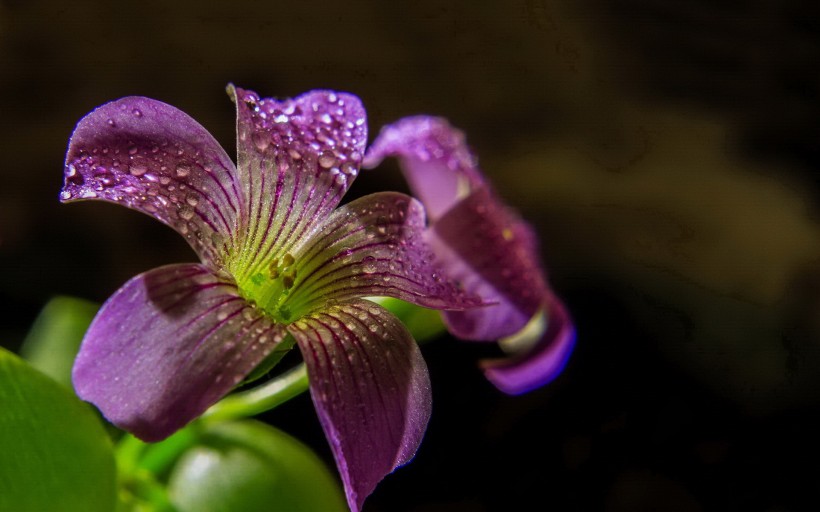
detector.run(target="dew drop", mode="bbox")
[217,310,229,322]
[288,148,302,160]
[318,151,336,169]
[362,256,378,274]
[132,108,143,117]
[339,248,354,263]
[106,118,116,127]
[274,114,289,123]
[175,165,191,178]
[128,145,138,155]
[129,164,147,177]
[185,194,199,206]
[59,190,72,200]
[179,206,195,220]
[159,176,171,185]
[252,132,270,151]
[66,164,77,177]
[340,161,358,177]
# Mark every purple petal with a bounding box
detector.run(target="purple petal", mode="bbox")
[287,299,431,512]
[430,186,547,340]
[481,293,576,395]
[72,264,287,441]
[364,116,485,221]
[228,86,368,283]
[283,192,483,314]
[62,97,240,268]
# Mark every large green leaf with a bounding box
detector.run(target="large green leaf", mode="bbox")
[19,295,98,388]
[0,348,116,512]
[168,420,346,512]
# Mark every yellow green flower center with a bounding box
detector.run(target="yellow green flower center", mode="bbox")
[238,252,301,323]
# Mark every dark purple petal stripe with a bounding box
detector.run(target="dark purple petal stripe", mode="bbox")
[482,293,576,394]
[61,97,240,268]
[72,263,287,441]
[285,192,483,314]
[430,186,547,340]
[287,299,431,512]
[363,116,485,221]
[229,86,367,282]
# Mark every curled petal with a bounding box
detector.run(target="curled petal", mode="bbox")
[363,116,484,220]
[284,192,483,314]
[432,187,547,340]
[287,299,431,512]
[481,293,576,395]
[72,264,287,441]
[62,97,240,268]
[228,86,368,283]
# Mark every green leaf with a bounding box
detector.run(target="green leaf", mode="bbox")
[19,296,98,388]
[168,420,346,512]
[374,296,446,343]
[0,348,116,512]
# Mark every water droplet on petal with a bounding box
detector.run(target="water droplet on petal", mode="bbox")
[106,119,116,127]
[128,146,138,155]
[186,194,199,206]
[179,206,195,220]
[59,190,72,200]
[175,165,191,178]
[362,256,378,274]
[252,131,270,151]
[132,108,143,117]
[318,151,336,169]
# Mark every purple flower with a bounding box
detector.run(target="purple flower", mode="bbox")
[365,116,576,394]
[61,87,481,511]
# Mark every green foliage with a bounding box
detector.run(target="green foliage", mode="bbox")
[167,420,347,512]
[19,295,98,388]
[0,348,116,512]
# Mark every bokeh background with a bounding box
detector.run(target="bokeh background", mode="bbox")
[3,0,820,510]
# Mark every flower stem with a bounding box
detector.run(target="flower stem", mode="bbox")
[201,363,309,424]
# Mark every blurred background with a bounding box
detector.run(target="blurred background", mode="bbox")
[2,0,820,509]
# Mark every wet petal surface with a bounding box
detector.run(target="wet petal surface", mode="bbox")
[482,293,576,394]
[62,97,240,268]
[287,299,431,512]
[72,264,287,441]
[364,116,484,220]
[229,86,368,284]
[283,192,483,316]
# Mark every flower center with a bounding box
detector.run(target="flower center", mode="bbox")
[241,252,300,323]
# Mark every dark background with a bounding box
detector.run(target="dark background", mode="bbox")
[3,0,820,510]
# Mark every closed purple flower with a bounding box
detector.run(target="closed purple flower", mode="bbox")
[61,87,481,511]
[365,116,576,395]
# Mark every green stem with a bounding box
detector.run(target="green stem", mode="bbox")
[201,363,309,424]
